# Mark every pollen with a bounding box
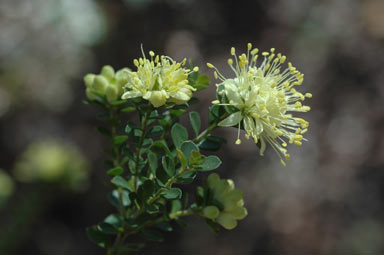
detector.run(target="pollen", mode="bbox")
[208,43,312,164]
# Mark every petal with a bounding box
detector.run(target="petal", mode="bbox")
[216,213,237,230]
[122,91,142,99]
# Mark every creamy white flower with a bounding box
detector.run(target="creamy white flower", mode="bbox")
[122,48,198,107]
[208,44,312,165]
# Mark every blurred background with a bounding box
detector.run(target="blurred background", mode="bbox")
[1,0,384,254]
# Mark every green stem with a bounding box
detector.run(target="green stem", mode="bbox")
[193,122,218,144]
[107,106,127,255]
[133,110,151,191]
[147,167,191,205]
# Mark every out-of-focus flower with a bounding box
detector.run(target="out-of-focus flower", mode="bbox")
[202,173,247,230]
[13,139,89,192]
[84,65,129,103]
[122,48,198,107]
[0,169,15,206]
[208,44,311,165]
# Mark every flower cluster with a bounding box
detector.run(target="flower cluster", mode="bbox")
[0,169,14,206]
[84,65,128,103]
[208,44,311,165]
[122,49,198,107]
[202,173,248,230]
[13,139,89,191]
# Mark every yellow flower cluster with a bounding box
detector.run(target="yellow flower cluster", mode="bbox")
[122,49,198,107]
[208,44,311,165]
[202,173,248,230]
[84,65,128,103]
[0,169,14,205]
[13,139,89,191]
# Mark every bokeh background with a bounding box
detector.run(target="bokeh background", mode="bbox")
[1,0,384,254]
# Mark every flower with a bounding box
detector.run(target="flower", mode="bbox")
[84,65,128,103]
[207,44,311,165]
[122,48,198,107]
[0,169,14,206]
[13,139,89,191]
[202,173,247,230]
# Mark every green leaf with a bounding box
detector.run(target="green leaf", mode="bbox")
[198,156,222,171]
[104,214,123,229]
[152,140,174,158]
[148,125,164,137]
[218,112,242,127]
[176,171,196,184]
[87,226,113,248]
[109,189,131,208]
[199,135,226,152]
[180,141,199,161]
[162,188,182,199]
[97,222,118,235]
[113,135,128,146]
[194,74,210,91]
[205,218,221,233]
[171,200,182,213]
[171,123,188,148]
[107,167,123,176]
[170,109,187,118]
[111,176,131,190]
[162,156,175,177]
[189,111,201,136]
[138,180,155,203]
[176,148,188,170]
[147,152,158,176]
[120,106,136,113]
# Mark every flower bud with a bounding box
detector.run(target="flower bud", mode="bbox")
[203,206,220,219]
[101,65,115,80]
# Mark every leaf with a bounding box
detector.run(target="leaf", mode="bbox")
[113,135,128,146]
[176,148,188,170]
[218,112,242,127]
[171,123,188,148]
[109,189,131,208]
[198,156,222,171]
[162,156,175,177]
[199,135,226,152]
[137,180,155,203]
[120,106,136,113]
[152,140,174,159]
[162,188,182,199]
[189,111,201,136]
[176,171,196,184]
[148,125,164,137]
[180,141,199,161]
[147,152,158,176]
[87,226,113,248]
[111,176,131,190]
[171,200,182,213]
[107,167,124,176]
[97,222,118,235]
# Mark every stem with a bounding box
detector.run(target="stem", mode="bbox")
[133,110,151,191]
[147,167,191,205]
[169,209,194,219]
[193,122,218,144]
[107,106,127,255]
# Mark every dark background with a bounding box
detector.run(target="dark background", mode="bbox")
[1,0,384,254]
